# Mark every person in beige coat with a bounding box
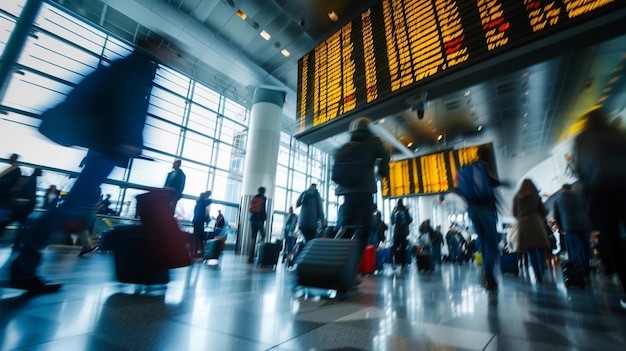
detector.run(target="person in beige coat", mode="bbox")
[512,179,551,283]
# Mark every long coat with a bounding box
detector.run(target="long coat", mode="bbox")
[513,191,551,252]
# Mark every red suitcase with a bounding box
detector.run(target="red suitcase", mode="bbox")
[357,244,377,275]
[136,189,191,269]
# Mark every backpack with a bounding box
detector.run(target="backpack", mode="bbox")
[249,196,264,213]
[331,141,369,187]
[456,162,494,203]
[394,210,407,227]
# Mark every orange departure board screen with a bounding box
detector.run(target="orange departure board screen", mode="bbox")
[381,143,496,198]
[297,0,623,134]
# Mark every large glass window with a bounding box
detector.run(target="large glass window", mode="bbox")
[0,2,335,245]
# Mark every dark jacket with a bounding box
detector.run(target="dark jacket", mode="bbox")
[165,169,186,201]
[0,165,21,208]
[335,129,389,195]
[574,121,626,189]
[296,188,324,231]
[512,191,551,251]
[553,189,591,232]
[391,207,411,238]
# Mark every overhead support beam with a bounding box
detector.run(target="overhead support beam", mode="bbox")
[369,123,415,159]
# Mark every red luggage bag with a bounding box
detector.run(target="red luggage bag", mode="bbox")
[357,244,377,275]
[136,189,191,269]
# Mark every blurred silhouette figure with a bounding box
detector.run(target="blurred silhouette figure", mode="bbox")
[0,167,41,251]
[553,183,592,277]
[10,38,160,293]
[42,185,60,210]
[164,159,186,213]
[574,108,626,309]
[0,153,21,211]
[334,117,389,249]
[512,179,551,283]
[192,191,211,258]
[296,184,325,243]
[214,209,226,237]
[247,186,267,264]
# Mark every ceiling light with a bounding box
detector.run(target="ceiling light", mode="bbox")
[464,90,471,96]
[407,142,413,147]
[437,134,443,141]
[236,10,247,20]
[260,30,271,40]
[608,76,620,85]
[328,11,339,22]
[523,112,528,118]
[280,49,290,57]
[477,125,483,131]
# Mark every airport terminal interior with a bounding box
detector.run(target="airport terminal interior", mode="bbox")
[2,0,626,350]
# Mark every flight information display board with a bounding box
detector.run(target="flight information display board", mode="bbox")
[381,143,496,198]
[297,0,623,134]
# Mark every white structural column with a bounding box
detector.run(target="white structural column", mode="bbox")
[236,87,285,255]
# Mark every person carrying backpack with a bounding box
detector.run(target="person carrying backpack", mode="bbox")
[332,117,389,249]
[296,184,325,243]
[456,146,506,292]
[391,199,412,268]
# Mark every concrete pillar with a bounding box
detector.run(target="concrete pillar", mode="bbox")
[235,87,285,255]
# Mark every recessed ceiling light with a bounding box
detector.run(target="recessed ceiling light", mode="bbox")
[407,142,413,147]
[260,30,271,40]
[437,134,443,141]
[477,125,483,131]
[281,49,290,57]
[236,10,247,20]
[328,11,339,22]
[464,90,471,96]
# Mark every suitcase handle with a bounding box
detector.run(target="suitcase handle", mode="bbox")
[335,225,363,240]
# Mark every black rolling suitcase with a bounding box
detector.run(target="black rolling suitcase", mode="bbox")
[295,238,363,292]
[415,253,433,272]
[203,238,225,260]
[257,242,281,267]
[108,225,169,285]
[561,261,585,288]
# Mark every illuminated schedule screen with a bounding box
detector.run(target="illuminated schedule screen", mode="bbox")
[381,143,496,198]
[297,0,623,134]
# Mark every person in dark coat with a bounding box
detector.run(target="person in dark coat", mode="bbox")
[164,159,186,212]
[334,117,389,249]
[512,179,551,283]
[391,199,412,268]
[553,183,592,277]
[0,167,41,251]
[192,191,212,257]
[431,225,444,265]
[42,185,60,210]
[296,184,325,242]
[0,153,21,210]
[574,108,626,309]
[10,39,160,293]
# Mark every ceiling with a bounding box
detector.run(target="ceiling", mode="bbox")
[48,0,626,185]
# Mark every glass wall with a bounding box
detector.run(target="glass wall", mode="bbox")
[0,2,332,245]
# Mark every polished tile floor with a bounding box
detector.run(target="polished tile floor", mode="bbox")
[1,244,625,351]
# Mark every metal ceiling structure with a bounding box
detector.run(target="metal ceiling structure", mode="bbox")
[47,0,626,190]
